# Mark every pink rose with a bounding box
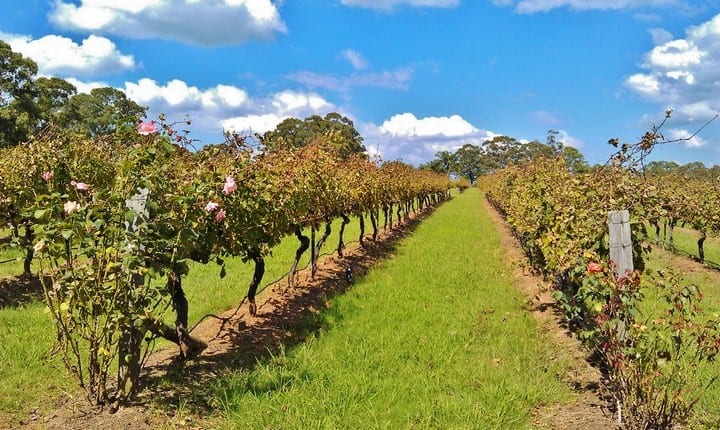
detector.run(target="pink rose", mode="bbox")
[70,180,89,191]
[42,171,53,181]
[215,209,226,223]
[137,121,159,136]
[205,201,219,212]
[223,176,236,195]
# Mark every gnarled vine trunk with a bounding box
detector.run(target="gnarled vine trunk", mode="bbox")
[288,226,310,288]
[246,250,265,317]
[312,220,332,278]
[337,214,350,257]
[358,213,365,247]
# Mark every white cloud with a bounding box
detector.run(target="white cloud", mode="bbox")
[220,90,333,135]
[380,113,478,137]
[340,0,459,11]
[492,0,678,14]
[49,0,287,46]
[360,113,497,165]
[555,129,584,148]
[626,73,661,97]
[219,113,285,135]
[625,13,720,138]
[664,128,707,147]
[288,67,413,92]
[647,39,704,68]
[341,49,369,70]
[65,77,110,94]
[1,32,135,76]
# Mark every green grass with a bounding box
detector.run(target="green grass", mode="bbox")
[210,188,573,429]
[648,222,720,266]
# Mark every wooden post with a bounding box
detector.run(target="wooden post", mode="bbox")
[608,210,633,278]
[125,188,149,286]
[609,209,632,426]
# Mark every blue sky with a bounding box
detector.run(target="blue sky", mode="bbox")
[1,0,719,166]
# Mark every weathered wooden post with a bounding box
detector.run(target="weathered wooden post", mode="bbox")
[125,187,149,286]
[608,209,633,426]
[609,210,633,278]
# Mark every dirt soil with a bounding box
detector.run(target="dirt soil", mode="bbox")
[3,197,627,429]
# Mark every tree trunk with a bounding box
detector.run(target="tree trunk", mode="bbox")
[247,251,265,317]
[312,220,331,277]
[698,231,707,263]
[288,226,310,288]
[168,269,207,358]
[337,214,350,257]
[23,222,34,275]
[358,213,365,248]
[370,210,378,241]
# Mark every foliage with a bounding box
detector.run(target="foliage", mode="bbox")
[485,112,720,428]
[420,132,588,183]
[1,116,451,407]
[58,87,146,140]
[259,112,366,159]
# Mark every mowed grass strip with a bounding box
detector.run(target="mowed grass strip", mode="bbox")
[212,188,572,430]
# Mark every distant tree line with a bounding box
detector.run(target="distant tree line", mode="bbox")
[642,160,720,180]
[420,130,589,183]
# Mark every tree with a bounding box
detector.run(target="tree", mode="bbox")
[420,150,456,175]
[561,146,590,174]
[260,112,366,159]
[644,160,681,175]
[59,87,146,138]
[452,144,485,184]
[0,39,40,148]
[34,77,77,130]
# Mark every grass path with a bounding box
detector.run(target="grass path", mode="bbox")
[211,188,574,429]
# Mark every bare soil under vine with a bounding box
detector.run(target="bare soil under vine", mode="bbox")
[5,197,685,429]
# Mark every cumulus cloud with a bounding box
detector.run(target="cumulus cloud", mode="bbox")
[1,32,135,76]
[49,0,286,46]
[554,129,584,148]
[360,113,497,165]
[491,0,678,14]
[340,0,459,11]
[221,90,334,135]
[288,67,413,92]
[380,113,478,137]
[625,13,720,126]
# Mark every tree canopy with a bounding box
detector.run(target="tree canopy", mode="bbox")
[259,112,366,159]
[421,130,589,183]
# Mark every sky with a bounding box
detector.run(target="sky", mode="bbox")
[1,0,719,167]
